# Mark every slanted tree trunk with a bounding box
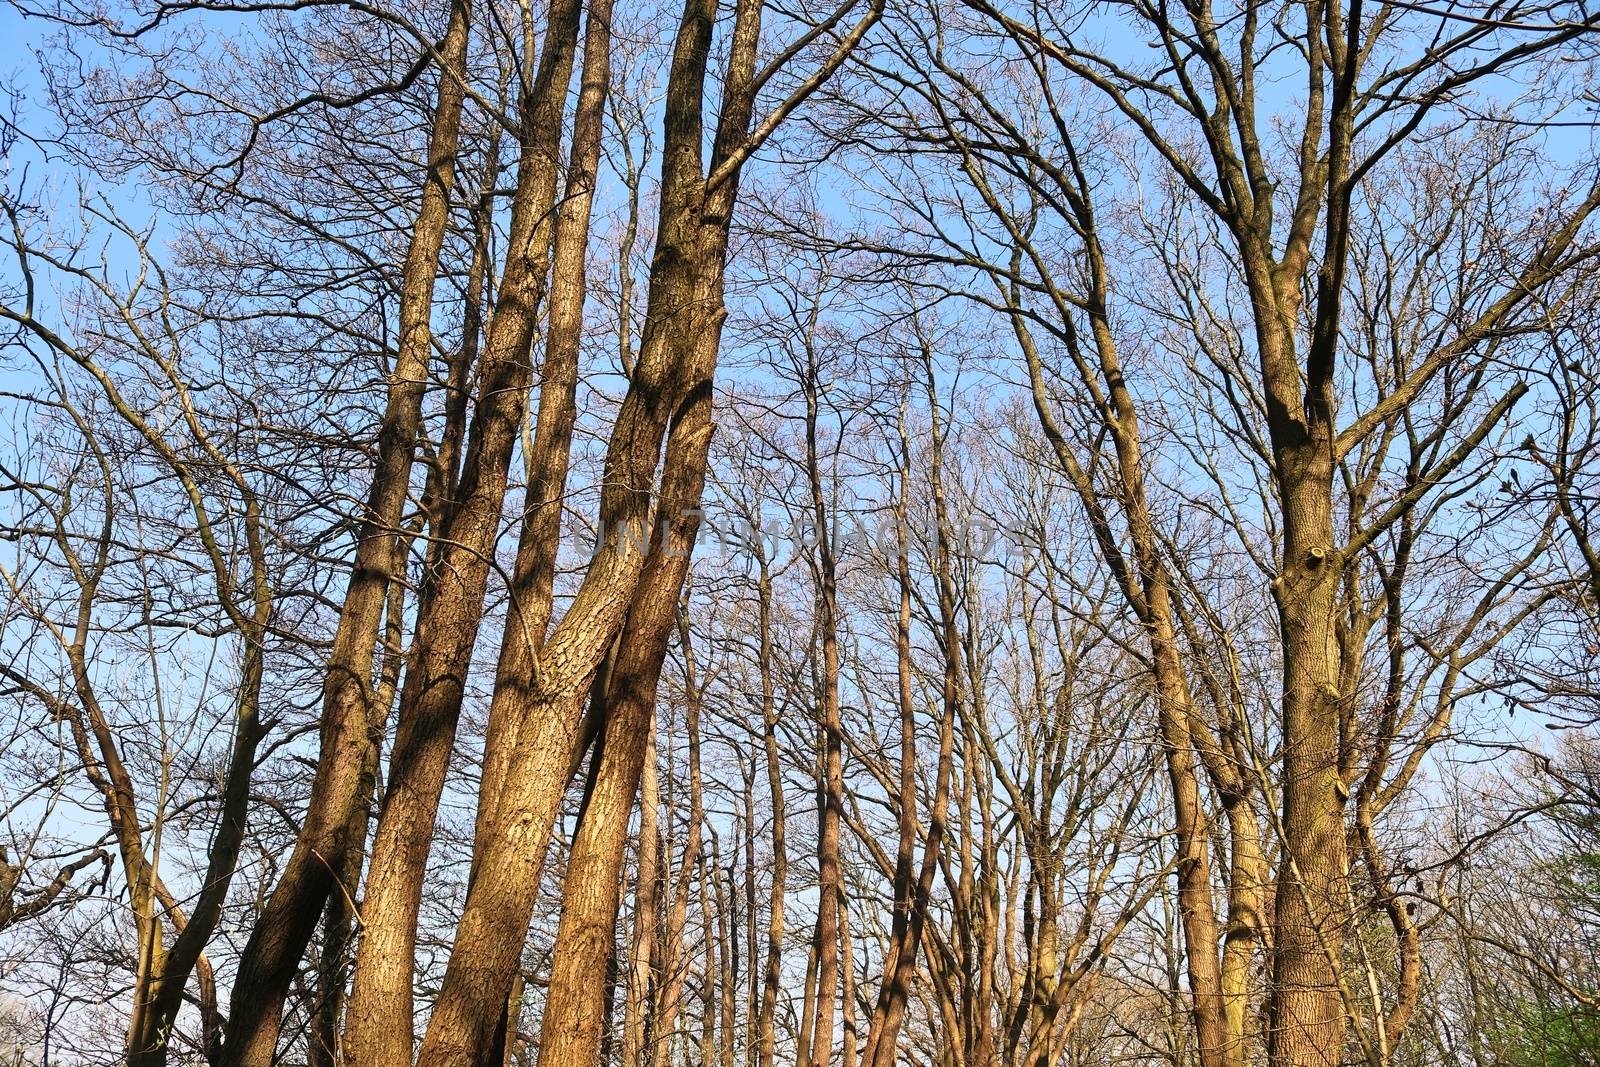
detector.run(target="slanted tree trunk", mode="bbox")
[309,561,409,1067]
[801,366,845,1067]
[532,355,717,1067]
[340,0,588,1056]
[858,353,957,1067]
[472,0,616,831]
[220,5,472,1062]
[407,0,878,1057]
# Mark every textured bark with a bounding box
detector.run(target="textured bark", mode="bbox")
[531,686,656,1067]
[754,547,786,1067]
[1219,794,1268,1065]
[340,0,584,1056]
[418,247,699,1067]
[622,724,661,1067]
[409,0,823,1050]
[474,0,616,830]
[311,486,419,1067]
[1264,422,1348,1067]
[307,776,368,1067]
[218,4,471,1062]
[532,332,716,1067]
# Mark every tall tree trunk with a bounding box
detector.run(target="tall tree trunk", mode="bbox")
[801,345,844,1067]
[742,758,758,1067]
[309,560,410,1067]
[719,849,739,1067]
[755,545,787,1067]
[531,351,716,1067]
[701,857,718,1067]
[320,165,487,1064]
[219,3,471,1061]
[623,722,662,1067]
[650,650,707,1067]
[472,0,615,831]
[795,919,820,1067]
[1266,429,1348,1067]
[838,885,857,1067]
[340,0,586,1056]
[1219,789,1267,1065]
[1258,200,1350,1063]
[409,0,830,1048]
[1003,189,1233,1066]
[405,0,874,1055]
[858,372,956,1067]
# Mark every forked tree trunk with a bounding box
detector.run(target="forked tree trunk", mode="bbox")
[309,564,406,1067]
[1000,186,1234,1065]
[473,0,616,832]
[406,0,855,1052]
[322,179,484,1067]
[531,338,717,1067]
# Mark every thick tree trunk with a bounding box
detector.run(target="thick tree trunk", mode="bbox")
[310,564,405,1067]
[418,286,706,1067]
[218,4,471,1062]
[340,0,585,1057]
[530,317,717,1067]
[409,0,785,1050]
[531,681,657,1067]
[1220,795,1267,1066]
[1267,445,1348,1067]
[473,0,616,832]
[308,785,367,1067]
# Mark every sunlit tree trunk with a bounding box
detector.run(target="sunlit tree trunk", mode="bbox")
[219,4,472,1061]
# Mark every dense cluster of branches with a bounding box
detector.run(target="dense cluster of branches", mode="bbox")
[0,0,1598,1065]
